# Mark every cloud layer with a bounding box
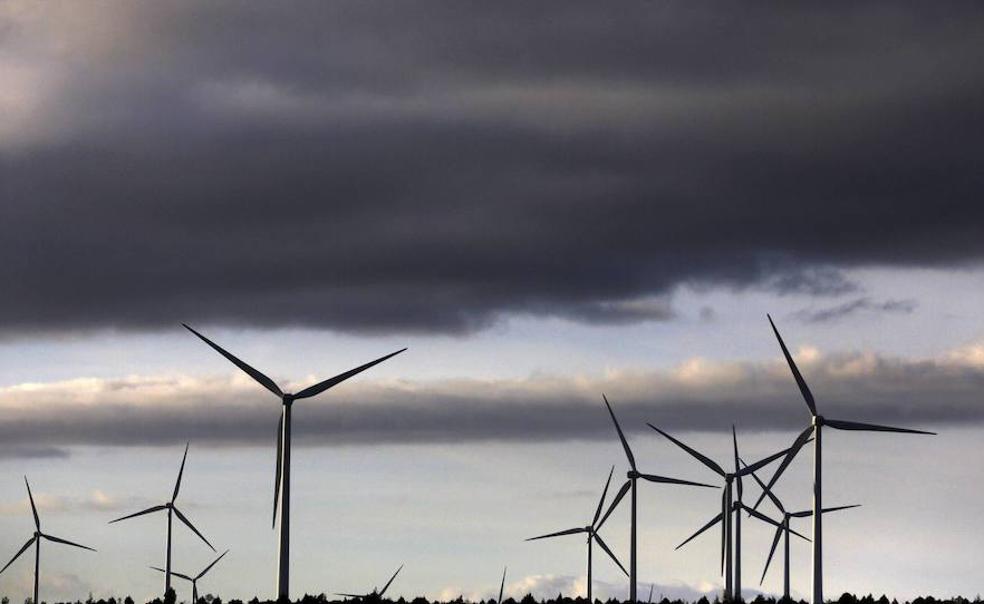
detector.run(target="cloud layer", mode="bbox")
[1,3,984,335]
[1,344,980,456]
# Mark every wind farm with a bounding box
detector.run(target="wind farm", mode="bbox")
[1,3,979,603]
[0,316,944,604]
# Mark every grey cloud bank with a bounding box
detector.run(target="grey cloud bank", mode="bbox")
[0,347,978,455]
[2,3,984,335]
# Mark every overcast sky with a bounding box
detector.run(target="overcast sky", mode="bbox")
[2,2,983,603]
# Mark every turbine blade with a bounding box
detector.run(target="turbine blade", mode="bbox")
[197,549,229,579]
[760,525,783,586]
[172,442,190,503]
[0,536,36,575]
[592,466,615,528]
[41,533,96,552]
[173,506,216,551]
[183,324,283,397]
[736,439,810,479]
[789,504,861,518]
[293,349,408,400]
[108,504,167,524]
[499,566,507,604]
[742,504,809,541]
[676,512,723,550]
[647,424,725,477]
[150,567,193,582]
[824,418,936,435]
[821,504,862,514]
[767,314,818,416]
[720,489,726,573]
[379,564,403,597]
[596,480,631,530]
[752,426,813,511]
[739,458,784,515]
[273,411,283,529]
[24,477,40,530]
[603,395,636,471]
[638,473,717,488]
[732,426,743,500]
[525,527,587,541]
[592,533,628,577]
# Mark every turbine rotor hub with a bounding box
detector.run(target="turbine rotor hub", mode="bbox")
[283,393,295,404]
[813,415,824,427]
[627,470,640,479]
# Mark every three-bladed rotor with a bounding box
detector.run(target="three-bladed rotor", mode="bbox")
[336,564,404,600]
[109,442,215,552]
[0,477,96,604]
[526,465,629,577]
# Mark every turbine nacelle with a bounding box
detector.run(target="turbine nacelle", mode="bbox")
[813,415,825,427]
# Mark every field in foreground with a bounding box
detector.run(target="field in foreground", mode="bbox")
[8,593,979,604]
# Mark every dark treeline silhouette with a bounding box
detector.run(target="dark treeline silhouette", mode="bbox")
[11,591,982,604]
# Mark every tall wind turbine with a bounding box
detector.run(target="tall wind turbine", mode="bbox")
[759,315,935,604]
[600,395,717,602]
[743,462,858,600]
[336,564,404,601]
[183,323,405,599]
[649,424,804,601]
[0,478,96,604]
[110,443,214,594]
[152,549,229,603]
[526,466,628,602]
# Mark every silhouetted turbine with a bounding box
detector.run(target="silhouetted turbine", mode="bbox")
[651,425,804,601]
[336,564,404,601]
[527,466,628,602]
[757,315,934,604]
[743,460,858,600]
[152,549,229,603]
[0,477,96,604]
[600,395,717,602]
[110,442,214,595]
[183,323,406,600]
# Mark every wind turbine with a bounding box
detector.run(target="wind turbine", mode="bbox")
[649,424,805,601]
[0,477,96,604]
[109,443,214,595]
[600,395,717,602]
[743,462,858,600]
[498,566,507,604]
[183,323,405,599]
[526,466,628,603]
[336,564,404,601]
[151,549,229,603]
[758,314,935,604]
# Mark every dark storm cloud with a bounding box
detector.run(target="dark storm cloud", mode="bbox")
[0,349,979,450]
[2,2,984,335]
[793,297,917,323]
